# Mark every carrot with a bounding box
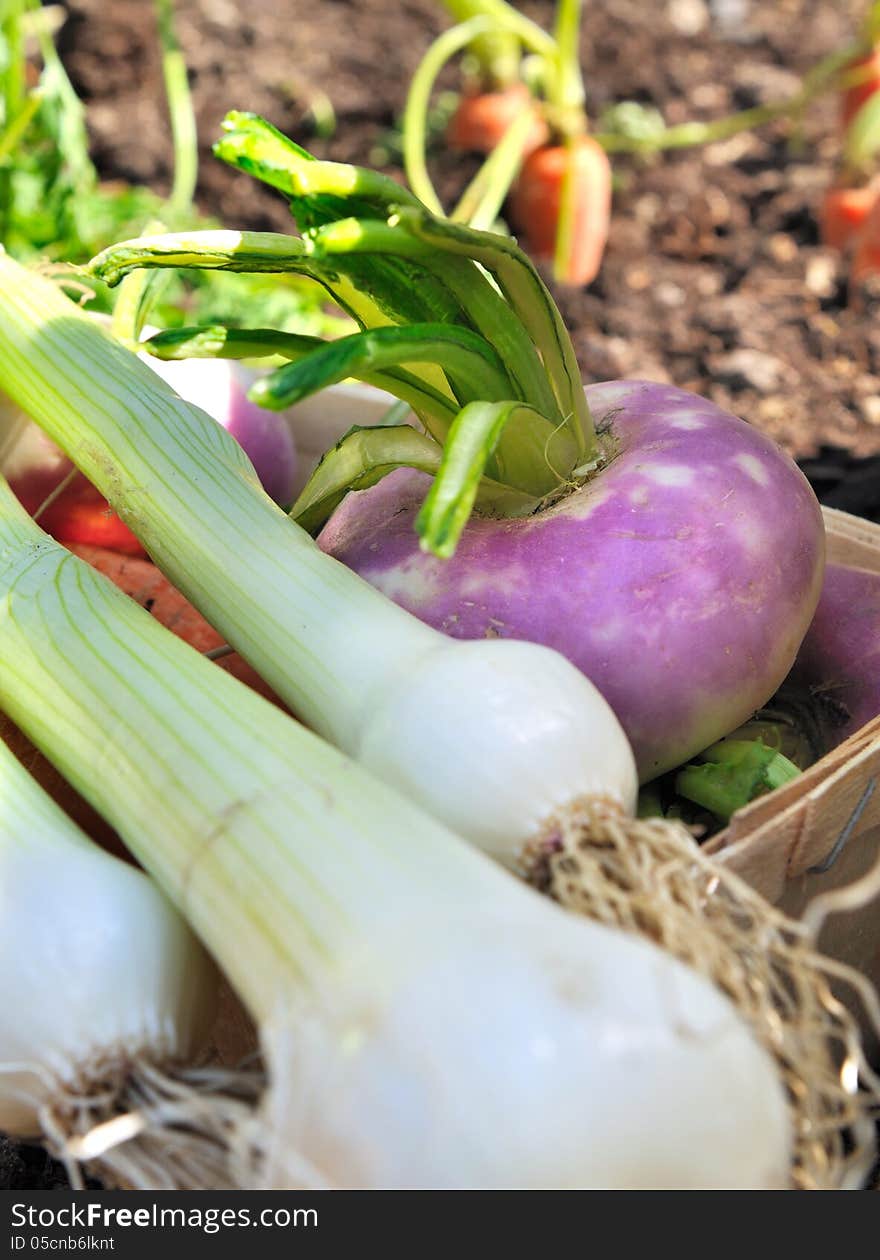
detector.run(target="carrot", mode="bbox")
[14,470,146,556]
[509,135,612,286]
[819,184,877,250]
[841,47,880,132]
[851,190,880,283]
[447,82,547,155]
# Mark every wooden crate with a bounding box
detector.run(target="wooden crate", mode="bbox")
[708,508,880,1012]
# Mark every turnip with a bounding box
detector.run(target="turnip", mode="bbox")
[319,380,824,780]
[0,248,638,866]
[786,561,880,747]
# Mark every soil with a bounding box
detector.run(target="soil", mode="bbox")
[4,0,880,1190]
[54,0,880,519]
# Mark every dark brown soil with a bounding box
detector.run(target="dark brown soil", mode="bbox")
[55,0,880,510]
[6,0,879,1191]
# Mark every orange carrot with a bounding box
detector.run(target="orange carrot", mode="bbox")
[819,184,878,250]
[509,135,612,286]
[447,82,548,155]
[851,191,880,283]
[841,47,880,132]
[15,471,146,556]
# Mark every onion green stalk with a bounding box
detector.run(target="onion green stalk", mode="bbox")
[0,247,634,865]
[0,735,230,1187]
[0,475,791,1188]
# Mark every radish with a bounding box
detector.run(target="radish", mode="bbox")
[439,0,553,159]
[851,189,880,283]
[408,2,610,285]
[447,82,548,156]
[841,46,880,132]
[819,183,877,250]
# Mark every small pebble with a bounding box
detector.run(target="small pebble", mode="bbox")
[858,396,880,426]
[668,0,709,36]
[805,255,837,298]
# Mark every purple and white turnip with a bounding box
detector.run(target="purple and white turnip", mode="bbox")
[319,380,825,780]
[785,561,880,747]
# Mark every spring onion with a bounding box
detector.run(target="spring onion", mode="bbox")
[0,732,229,1187]
[0,473,791,1187]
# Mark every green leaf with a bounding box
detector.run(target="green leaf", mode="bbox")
[145,324,326,361]
[845,86,880,170]
[214,114,470,330]
[674,739,801,825]
[87,228,394,332]
[308,216,562,422]
[89,229,313,286]
[290,424,444,533]
[415,399,551,557]
[214,110,422,229]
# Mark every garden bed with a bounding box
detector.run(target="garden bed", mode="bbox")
[56,0,880,494]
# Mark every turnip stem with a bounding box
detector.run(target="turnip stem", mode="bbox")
[394,210,594,455]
